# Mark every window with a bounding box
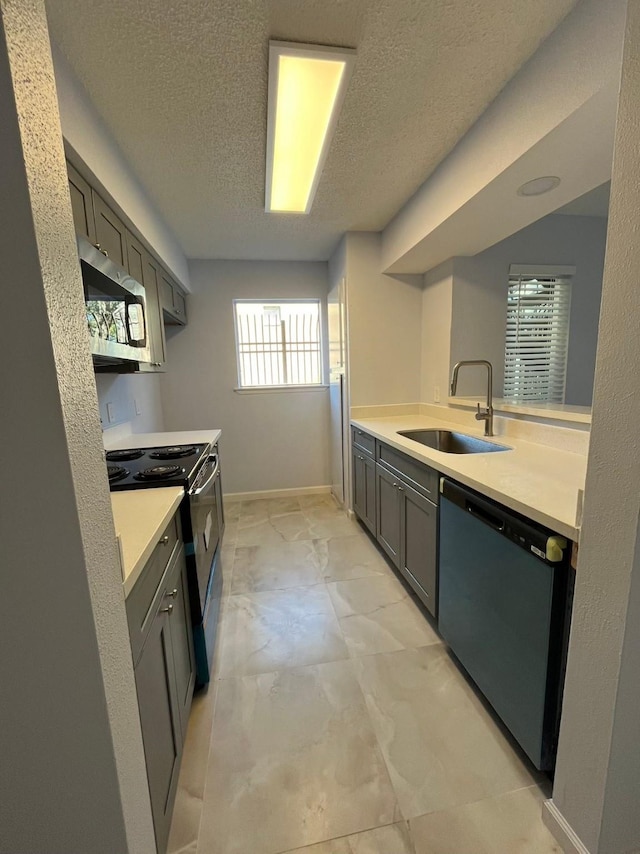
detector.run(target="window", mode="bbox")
[234,300,323,388]
[504,266,573,404]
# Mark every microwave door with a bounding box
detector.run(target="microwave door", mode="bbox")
[125,295,147,348]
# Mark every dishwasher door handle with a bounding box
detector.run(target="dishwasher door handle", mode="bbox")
[466,499,505,532]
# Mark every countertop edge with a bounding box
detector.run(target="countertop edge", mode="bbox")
[118,488,185,598]
[352,417,581,541]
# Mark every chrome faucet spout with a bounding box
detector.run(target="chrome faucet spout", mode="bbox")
[449,360,494,437]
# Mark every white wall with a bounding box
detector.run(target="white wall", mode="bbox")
[95,373,165,435]
[0,4,154,850]
[51,42,190,288]
[420,260,454,404]
[160,260,331,495]
[346,232,423,406]
[449,214,607,405]
[548,4,640,851]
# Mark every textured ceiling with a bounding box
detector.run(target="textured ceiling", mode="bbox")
[46,0,579,261]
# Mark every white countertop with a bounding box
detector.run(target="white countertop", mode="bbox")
[352,414,587,540]
[111,487,184,597]
[104,428,222,451]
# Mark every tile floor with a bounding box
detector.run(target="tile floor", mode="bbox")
[167,493,561,854]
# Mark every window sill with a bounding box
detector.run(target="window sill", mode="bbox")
[234,384,329,394]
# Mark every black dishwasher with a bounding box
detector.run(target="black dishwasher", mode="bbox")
[439,479,574,771]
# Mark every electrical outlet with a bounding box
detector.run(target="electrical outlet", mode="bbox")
[106,402,115,423]
[134,398,142,416]
[434,386,441,403]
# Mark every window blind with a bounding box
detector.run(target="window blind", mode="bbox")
[503,274,572,404]
[234,300,322,387]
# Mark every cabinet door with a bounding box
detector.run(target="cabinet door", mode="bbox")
[352,450,367,522]
[363,455,377,535]
[173,287,187,323]
[166,549,196,742]
[159,268,175,315]
[142,249,167,369]
[92,191,129,269]
[134,605,182,853]
[399,482,438,618]
[67,162,96,243]
[376,464,401,568]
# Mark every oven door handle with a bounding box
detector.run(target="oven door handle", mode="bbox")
[189,456,220,496]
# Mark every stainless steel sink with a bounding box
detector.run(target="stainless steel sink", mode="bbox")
[397,429,510,454]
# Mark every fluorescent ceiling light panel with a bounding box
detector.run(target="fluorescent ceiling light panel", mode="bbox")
[266,41,355,214]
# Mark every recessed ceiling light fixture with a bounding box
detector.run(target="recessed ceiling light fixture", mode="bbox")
[265,41,355,214]
[517,176,561,197]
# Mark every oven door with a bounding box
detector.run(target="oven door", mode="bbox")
[188,453,221,614]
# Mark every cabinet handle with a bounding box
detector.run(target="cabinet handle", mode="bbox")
[152,362,162,367]
[165,589,178,599]
[159,535,170,545]
[392,482,398,488]
[398,486,404,492]
[358,455,365,460]
[159,604,173,615]
[175,308,181,314]
[94,242,109,257]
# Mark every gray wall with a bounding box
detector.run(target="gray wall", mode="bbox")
[160,260,331,495]
[0,2,155,851]
[346,232,423,406]
[449,213,607,405]
[95,373,165,434]
[549,4,640,851]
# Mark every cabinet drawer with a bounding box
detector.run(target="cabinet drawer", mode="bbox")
[376,442,439,503]
[351,427,375,458]
[126,515,180,662]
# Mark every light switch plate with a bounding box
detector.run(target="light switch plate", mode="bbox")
[434,386,441,403]
[106,402,115,423]
[134,398,142,416]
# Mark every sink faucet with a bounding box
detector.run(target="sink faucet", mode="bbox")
[450,360,494,437]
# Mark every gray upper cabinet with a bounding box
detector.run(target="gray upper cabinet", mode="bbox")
[67,163,97,244]
[92,191,129,269]
[399,481,438,618]
[160,267,188,326]
[127,230,167,371]
[376,463,401,568]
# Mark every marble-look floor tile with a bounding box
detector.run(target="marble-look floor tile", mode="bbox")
[198,660,401,854]
[240,497,301,523]
[231,541,323,594]
[167,683,217,854]
[409,786,561,854]
[353,645,538,819]
[223,499,241,521]
[218,586,349,677]
[298,493,339,510]
[328,574,411,618]
[235,518,286,547]
[306,510,364,540]
[328,576,441,656]
[316,534,392,583]
[282,821,414,854]
[269,511,316,542]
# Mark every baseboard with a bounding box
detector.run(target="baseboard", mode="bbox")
[542,800,591,854]
[224,485,332,501]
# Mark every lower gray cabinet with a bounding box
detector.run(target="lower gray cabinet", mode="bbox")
[352,448,376,536]
[127,535,195,854]
[134,587,182,853]
[376,463,401,568]
[399,481,438,618]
